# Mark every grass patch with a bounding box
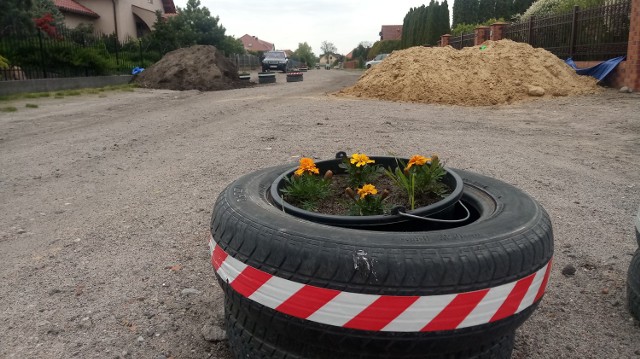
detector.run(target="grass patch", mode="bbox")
[0,91,51,102]
[25,103,38,108]
[0,83,135,103]
[1,106,18,112]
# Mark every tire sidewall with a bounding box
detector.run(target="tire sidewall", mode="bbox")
[211,164,553,295]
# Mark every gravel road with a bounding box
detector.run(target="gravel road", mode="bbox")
[1,69,639,359]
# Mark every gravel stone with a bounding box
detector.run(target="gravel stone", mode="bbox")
[527,86,546,96]
[201,324,227,342]
[181,288,201,296]
[0,71,638,359]
[561,264,577,276]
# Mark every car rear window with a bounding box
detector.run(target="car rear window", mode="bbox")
[266,52,285,58]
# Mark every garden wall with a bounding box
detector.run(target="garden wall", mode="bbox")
[0,75,132,96]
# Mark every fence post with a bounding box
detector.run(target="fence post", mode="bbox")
[139,39,143,66]
[527,16,534,44]
[569,5,579,58]
[37,30,47,79]
[475,26,490,45]
[627,0,640,89]
[440,34,451,47]
[82,33,89,77]
[490,22,508,41]
[114,35,120,72]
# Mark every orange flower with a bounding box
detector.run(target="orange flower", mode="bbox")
[405,155,430,170]
[295,157,319,176]
[357,184,378,199]
[350,153,375,167]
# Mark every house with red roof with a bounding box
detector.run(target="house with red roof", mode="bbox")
[239,34,275,53]
[379,25,403,41]
[54,0,177,40]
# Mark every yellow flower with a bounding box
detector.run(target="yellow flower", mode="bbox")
[295,157,320,176]
[357,184,378,199]
[405,155,430,170]
[350,153,375,167]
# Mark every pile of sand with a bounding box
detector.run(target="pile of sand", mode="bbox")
[134,45,249,91]
[339,40,600,106]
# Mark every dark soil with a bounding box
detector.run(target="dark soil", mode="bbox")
[285,173,448,216]
[134,45,253,91]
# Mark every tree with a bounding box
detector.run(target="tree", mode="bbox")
[369,40,402,58]
[31,0,64,28]
[320,41,337,55]
[512,0,536,15]
[401,1,451,48]
[150,0,243,55]
[293,42,316,66]
[0,0,34,34]
[220,36,245,55]
[350,42,371,68]
[453,0,479,27]
[477,0,495,23]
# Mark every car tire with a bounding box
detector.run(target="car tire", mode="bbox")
[210,165,553,358]
[224,292,516,359]
[628,249,640,321]
[634,206,639,247]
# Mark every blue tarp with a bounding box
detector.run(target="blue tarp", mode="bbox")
[565,56,625,82]
[131,67,144,75]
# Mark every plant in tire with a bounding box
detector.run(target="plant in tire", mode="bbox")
[280,153,452,217]
[280,158,332,211]
[209,156,554,358]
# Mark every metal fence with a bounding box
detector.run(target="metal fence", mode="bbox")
[0,27,147,81]
[504,0,631,61]
[229,54,261,71]
[0,28,262,81]
[449,32,475,50]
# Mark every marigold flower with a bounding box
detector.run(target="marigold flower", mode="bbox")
[350,153,375,167]
[405,155,430,170]
[295,157,320,176]
[357,184,378,199]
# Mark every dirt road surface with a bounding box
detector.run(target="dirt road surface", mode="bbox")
[1,69,639,358]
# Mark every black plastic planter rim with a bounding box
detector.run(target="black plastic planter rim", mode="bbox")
[258,72,275,77]
[270,156,464,227]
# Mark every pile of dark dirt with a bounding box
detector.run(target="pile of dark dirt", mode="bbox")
[338,40,600,106]
[134,45,250,91]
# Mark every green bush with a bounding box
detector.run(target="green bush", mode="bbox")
[368,40,402,59]
[521,0,607,19]
[71,47,115,75]
[451,18,505,36]
[0,55,8,69]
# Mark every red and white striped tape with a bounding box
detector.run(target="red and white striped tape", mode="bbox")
[210,236,552,332]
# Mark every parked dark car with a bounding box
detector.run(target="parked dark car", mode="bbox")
[262,51,289,72]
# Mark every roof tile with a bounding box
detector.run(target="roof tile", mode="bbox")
[54,0,99,18]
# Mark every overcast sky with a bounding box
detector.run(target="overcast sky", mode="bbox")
[174,0,453,55]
